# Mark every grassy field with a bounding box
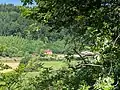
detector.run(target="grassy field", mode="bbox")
[0,57,77,73]
[41,61,67,69]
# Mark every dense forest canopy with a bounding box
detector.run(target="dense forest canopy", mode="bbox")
[0,4,68,57]
[0,4,31,37]
[0,4,66,41]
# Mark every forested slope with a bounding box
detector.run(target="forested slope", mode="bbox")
[0,4,32,37]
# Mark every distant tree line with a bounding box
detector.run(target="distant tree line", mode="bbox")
[0,4,67,42]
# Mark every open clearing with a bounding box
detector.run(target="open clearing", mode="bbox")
[0,57,77,73]
[0,61,67,73]
[0,57,21,73]
[0,62,19,73]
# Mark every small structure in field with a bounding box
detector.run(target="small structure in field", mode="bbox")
[44,49,53,55]
[80,51,95,56]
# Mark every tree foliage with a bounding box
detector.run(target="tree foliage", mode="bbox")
[20,0,120,89]
[0,4,32,37]
[1,0,120,89]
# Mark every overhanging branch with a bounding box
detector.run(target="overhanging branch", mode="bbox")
[113,33,120,47]
[73,48,86,63]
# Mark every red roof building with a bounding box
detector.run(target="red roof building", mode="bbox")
[44,50,53,55]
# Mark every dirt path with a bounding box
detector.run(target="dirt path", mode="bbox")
[4,62,20,69]
[0,57,21,62]
[0,62,20,73]
[0,57,21,73]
